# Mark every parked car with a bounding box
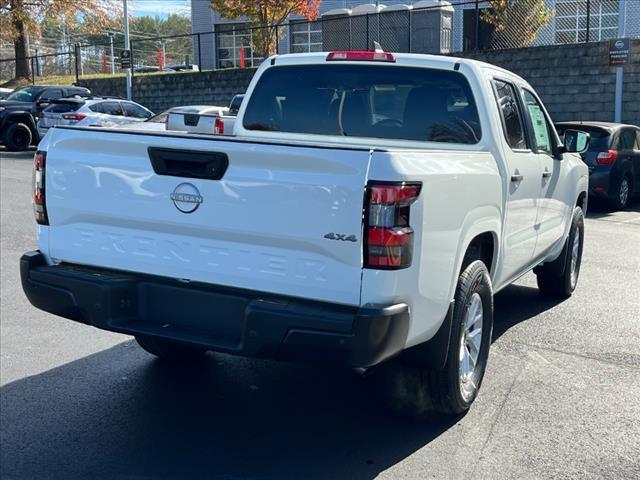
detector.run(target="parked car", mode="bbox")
[168,64,199,72]
[0,84,90,151]
[556,121,639,210]
[134,66,161,73]
[165,96,245,136]
[0,87,13,100]
[21,51,589,419]
[37,97,154,137]
[165,105,229,134]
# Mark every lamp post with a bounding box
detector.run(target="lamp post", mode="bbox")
[108,32,115,74]
[123,0,132,100]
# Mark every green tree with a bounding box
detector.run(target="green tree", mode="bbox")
[0,0,117,80]
[129,14,192,67]
[211,0,320,58]
[482,0,554,49]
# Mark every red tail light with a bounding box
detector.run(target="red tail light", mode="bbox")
[33,151,49,225]
[364,182,421,269]
[326,51,396,63]
[61,113,87,121]
[214,117,224,134]
[596,149,617,165]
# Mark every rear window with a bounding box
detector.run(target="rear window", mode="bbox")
[243,65,481,144]
[45,102,83,113]
[556,126,610,151]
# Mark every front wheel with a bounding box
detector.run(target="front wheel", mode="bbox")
[535,206,584,298]
[374,260,494,419]
[3,122,33,152]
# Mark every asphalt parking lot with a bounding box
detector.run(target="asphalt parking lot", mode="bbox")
[1,147,639,480]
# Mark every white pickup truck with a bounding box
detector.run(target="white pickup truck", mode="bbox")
[21,51,589,418]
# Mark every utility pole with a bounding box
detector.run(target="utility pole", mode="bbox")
[109,33,115,74]
[161,41,166,70]
[614,0,626,123]
[123,0,132,100]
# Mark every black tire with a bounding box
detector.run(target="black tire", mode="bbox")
[535,206,584,298]
[3,122,33,152]
[135,335,207,361]
[375,260,494,419]
[609,174,632,211]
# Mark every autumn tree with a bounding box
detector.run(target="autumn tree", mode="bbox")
[210,0,320,59]
[482,0,553,49]
[0,0,117,80]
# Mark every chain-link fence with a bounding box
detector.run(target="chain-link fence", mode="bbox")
[205,0,637,69]
[1,0,637,84]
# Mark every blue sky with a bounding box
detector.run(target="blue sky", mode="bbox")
[130,0,191,18]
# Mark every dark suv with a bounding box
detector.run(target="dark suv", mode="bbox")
[556,121,640,210]
[0,84,90,151]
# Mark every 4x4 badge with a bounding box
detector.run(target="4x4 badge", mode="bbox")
[324,233,358,242]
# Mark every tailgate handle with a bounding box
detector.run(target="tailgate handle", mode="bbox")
[148,147,228,180]
[183,114,200,126]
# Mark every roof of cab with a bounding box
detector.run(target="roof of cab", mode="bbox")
[268,51,531,88]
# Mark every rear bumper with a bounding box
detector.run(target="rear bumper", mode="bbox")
[20,251,409,368]
[588,169,612,198]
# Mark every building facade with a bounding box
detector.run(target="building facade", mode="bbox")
[191,0,639,70]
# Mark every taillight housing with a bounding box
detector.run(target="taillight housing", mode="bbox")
[596,149,618,165]
[326,51,396,63]
[61,113,87,121]
[364,181,421,269]
[33,151,49,225]
[214,117,224,134]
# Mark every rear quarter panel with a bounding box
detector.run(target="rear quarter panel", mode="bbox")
[362,150,502,347]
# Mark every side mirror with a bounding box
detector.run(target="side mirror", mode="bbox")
[561,129,590,154]
[37,99,50,107]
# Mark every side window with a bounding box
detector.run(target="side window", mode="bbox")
[89,103,104,113]
[101,101,124,116]
[493,80,527,150]
[122,102,152,119]
[635,130,640,150]
[617,129,636,150]
[41,88,63,101]
[522,90,553,155]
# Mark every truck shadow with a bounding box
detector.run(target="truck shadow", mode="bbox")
[492,283,566,343]
[1,284,558,480]
[0,341,457,480]
[585,197,640,219]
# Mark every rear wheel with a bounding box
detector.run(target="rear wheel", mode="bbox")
[535,206,584,298]
[4,122,32,152]
[135,335,207,361]
[375,260,494,419]
[610,174,632,210]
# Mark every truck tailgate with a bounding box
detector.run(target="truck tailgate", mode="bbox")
[44,128,370,305]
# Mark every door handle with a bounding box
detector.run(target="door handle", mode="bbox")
[542,170,552,178]
[511,174,524,182]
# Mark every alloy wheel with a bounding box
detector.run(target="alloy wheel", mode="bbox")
[459,292,483,402]
[619,178,630,208]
